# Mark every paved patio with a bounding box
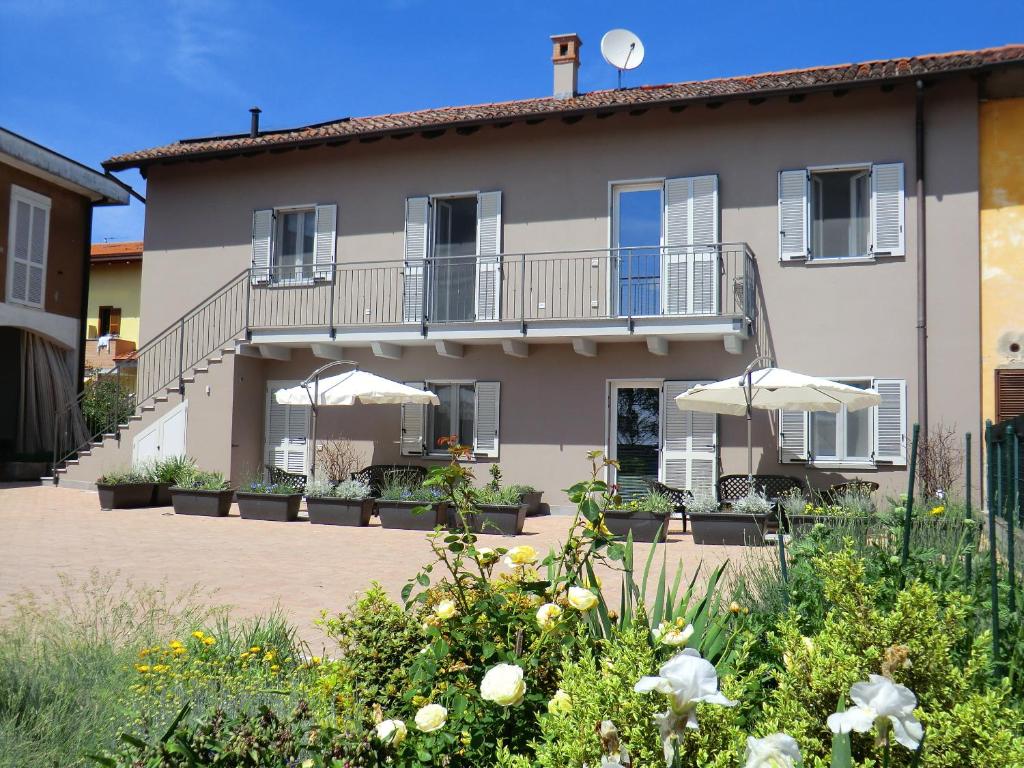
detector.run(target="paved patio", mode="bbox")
[0,483,755,646]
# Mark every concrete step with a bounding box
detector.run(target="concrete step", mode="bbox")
[221,347,236,355]
[154,395,168,403]
[165,386,180,395]
[67,459,79,466]
[194,367,209,375]
[207,357,223,365]
[101,433,117,439]
[182,376,195,384]
[56,467,67,475]
[79,450,92,457]
[39,476,56,485]
[129,414,142,422]
[141,404,155,412]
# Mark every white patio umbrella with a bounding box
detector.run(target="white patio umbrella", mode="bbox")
[675,356,881,478]
[274,361,439,480]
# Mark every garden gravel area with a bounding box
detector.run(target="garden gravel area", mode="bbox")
[0,483,743,646]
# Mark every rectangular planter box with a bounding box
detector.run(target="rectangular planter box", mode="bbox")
[603,510,671,543]
[470,504,528,536]
[236,492,302,522]
[97,482,157,510]
[785,514,870,533]
[378,500,448,530]
[689,512,769,546]
[152,483,173,507]
[307,497,375,526]
[170,487,234,517]
[520,491,544,516]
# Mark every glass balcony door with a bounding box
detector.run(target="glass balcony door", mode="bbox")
[609,381,661,500]
[430,196,477,323]
[612,184,662,316]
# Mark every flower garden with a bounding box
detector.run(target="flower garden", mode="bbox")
[2,445,1023,768]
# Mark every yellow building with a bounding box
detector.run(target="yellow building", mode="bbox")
[85,241,142,373]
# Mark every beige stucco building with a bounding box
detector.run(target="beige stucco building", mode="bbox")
[55,42,1024,509]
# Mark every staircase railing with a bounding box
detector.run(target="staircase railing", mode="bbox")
[51,270,250,475]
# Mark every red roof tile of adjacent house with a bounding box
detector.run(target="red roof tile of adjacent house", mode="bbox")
[91,241,143,262]
[104,44,1024,171]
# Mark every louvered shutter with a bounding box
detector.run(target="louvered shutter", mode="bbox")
[662,176,719,315]
[313,203,337,280]
[475,191,502,321]
[778,169,809,260]
[265,386,309,476]
[473,381,500,457]
[403,197,430,323]
[779,410,808,463]
[8,188,49,307]
[400,381,426,456]
[871,163,905,257]
[661,381,718,498]
[251,209,273,284]
[873,378,907,465]
[996,369,1024,422]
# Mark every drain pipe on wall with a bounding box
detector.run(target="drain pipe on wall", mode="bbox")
[915,79,929,443]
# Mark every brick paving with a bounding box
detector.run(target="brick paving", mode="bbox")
[0,484,753,646]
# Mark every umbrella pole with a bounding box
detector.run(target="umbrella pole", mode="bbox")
[746,369,754,480]
[309,378,319,483]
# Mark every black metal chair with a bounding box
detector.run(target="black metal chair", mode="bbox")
[265,465,307,494]
[351,464,428,497]
[717,474,805,505]
[645,479,692,533]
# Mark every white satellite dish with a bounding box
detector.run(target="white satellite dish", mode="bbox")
[600,28,645,87]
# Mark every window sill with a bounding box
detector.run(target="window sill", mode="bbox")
[808,461,877,470]
[805,256,876,266]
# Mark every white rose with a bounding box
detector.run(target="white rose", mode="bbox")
[502,545,538,568]
[547,688,572,714]
[567,586,598,612]
[480,663,527,707]
[374,718,407,746]
[653,621,694,647]
[475,547,498,564]
[414,703,448,732]
[434,599,457,620]
[536,602,562,630]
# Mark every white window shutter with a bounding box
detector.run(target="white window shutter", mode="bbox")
[313,203,337,279]
[661,381,718,498]
[662,176,719,316]
[265,387,309,476]
[475,191,502,321]
[778,169,809,261]
[779,409,808,463]
[400,381,426,456]
[251,209,273,284]
[403,197,430,323]
[8,188,50,307]
[871,163,905,257]
[873,378,907,465]
[473,381,500,457]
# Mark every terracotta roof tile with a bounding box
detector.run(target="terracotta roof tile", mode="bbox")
[91,241,143,261]
[104,44,1024,170]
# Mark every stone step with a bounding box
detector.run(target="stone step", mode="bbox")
[101,433,117,439]
[154,395,168,403]
[141,404,155,412]
[67,459,79,466]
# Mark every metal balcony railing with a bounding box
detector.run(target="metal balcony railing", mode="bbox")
[247,243,757,333]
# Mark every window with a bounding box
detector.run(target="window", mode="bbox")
[612,184,662,316]
[274,209,316,281]
[811,168,869,259]
[98,306,122,336]
[6,185,50,308]
[400,380,500,458]
[430,197,477,322]
[809,379,873,463]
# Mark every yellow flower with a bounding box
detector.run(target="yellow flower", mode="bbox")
[270,664,280,673]
[191,630,205,640]
[536,603,562,630]
[135,664,151,674]
[263,651,276,662]
[169,640,184,650]
[729,601,742,615]
[929,505,945,517]
[138,648,150,659]
[310,656,322,665]
[250,646,261,654]
[152,664,170,674]
[202,635,216,646]
[172,647,186,657]
[434,599,458,621]
[502,545,538,568]
[547,688,572,714]
[583,516,612,537]
[567,586,598,612]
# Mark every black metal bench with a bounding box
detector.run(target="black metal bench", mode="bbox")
[717,474,805,505]
[645,479,692,533]
[265,465,307,494]
[351,464,428,497]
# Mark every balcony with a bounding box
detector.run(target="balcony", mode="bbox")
[246,244,757,355]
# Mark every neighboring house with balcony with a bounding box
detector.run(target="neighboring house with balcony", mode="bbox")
[0,127,128,479]
[54,41,1024,506]
[85,240,143,377]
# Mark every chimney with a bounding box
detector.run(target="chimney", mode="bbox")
[249,107,261,138]
[550,33,581,99]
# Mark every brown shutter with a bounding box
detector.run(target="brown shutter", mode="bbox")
[109,308,122,335]
[995,369,1024,423]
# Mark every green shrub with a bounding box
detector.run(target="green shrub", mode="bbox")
[81,377,134,435]
[96,466,148,485]
[175,469,230,491]
[146,455,196,485]
[475,484,522,505]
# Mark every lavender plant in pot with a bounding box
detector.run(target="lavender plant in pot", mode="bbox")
[471,484,528,536]
[96,467,156,510]
[602,490,674,543]
[169,470,234,517]
[688,490,771,546]
[306,478,375,527]
[236,479,303,522]
[376,473,447,531]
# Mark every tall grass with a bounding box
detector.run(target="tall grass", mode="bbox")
[0,572,214,768]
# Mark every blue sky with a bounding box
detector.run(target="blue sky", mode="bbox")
[2,0,1021,243]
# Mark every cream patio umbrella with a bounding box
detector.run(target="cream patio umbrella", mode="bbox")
[274,360,439,481]
[674,356,882,479]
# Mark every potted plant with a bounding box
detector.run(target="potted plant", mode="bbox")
[147,455,196,506]
[96,467,156,510]
[376,473,448,531]
[601,491,673,542]
[508,483,544,516]
[170,470,234,517]
[306,479,375,527]
[236,479,303,522]
[689,490,771,546]
[785,486,875,532]
[470,484,528,536]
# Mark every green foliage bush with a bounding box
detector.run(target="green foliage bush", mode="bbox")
[81,376,134,435]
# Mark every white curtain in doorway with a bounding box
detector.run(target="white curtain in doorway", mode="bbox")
[18,331,87,454]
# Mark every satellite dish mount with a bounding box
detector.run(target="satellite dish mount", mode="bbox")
[600,28,645,89]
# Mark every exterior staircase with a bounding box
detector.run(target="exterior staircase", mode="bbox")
[45,269,251,488]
